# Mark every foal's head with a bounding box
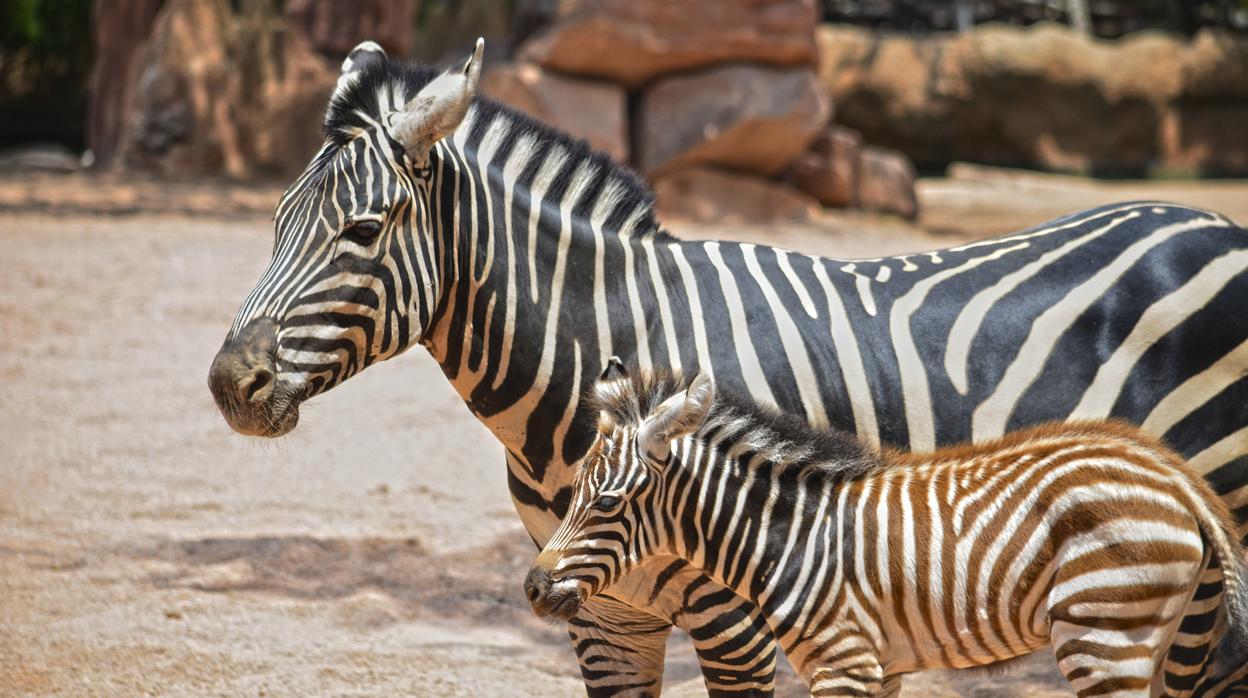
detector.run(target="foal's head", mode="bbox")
[524,364,714,620]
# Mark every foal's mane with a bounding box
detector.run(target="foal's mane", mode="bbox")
[591,370,884,480]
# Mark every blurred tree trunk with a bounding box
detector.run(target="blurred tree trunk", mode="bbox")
[954,0,974,31]
[87,0,164,168]
[284,0,417,60]
[1067,0,1092,33]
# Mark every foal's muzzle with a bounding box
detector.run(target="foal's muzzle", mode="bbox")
[524,565,583,621]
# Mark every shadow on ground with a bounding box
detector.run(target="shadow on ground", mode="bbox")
[126,531,571,646]
[123,531,1070,697]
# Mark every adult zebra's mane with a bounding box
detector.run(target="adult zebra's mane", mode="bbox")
[321,57,671,241]
[592,370,883,480]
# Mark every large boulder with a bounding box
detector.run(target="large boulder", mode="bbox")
[119,0,336,177]
[519,0,819,88]
[817,22,1248,175]
[482,63,629,162]
[653,167,820,224]
[856,146,918,220]
[636,64,831,177]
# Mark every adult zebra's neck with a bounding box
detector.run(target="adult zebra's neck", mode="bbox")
[421,102,670,482]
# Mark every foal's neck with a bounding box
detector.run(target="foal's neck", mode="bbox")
[669,447,850,616]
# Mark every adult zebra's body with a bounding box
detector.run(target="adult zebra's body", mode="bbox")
[529,370,1248,697]
[208,42,1248,695]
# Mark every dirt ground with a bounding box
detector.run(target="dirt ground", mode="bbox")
[4,170,1248,697]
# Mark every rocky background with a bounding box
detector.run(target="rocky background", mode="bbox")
[4,0,1248,225]
[821,22,1248,177]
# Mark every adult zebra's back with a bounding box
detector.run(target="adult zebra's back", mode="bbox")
[207,41,1248,696]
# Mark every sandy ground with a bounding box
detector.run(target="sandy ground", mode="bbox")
[3,171,1248,697]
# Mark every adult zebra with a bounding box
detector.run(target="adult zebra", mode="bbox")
[208,42,1248,696]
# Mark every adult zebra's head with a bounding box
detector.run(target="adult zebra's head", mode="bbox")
[526,366,715,620]
[208,40,483,437]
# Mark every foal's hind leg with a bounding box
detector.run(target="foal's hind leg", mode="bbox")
[808,662,884,697]
[1161,548,1222,698]
[803,634,886,697]
[1047,557,1203,697]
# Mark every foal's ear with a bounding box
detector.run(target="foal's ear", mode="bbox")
[599,356,627,382]
[637,374,715,460]
[388,38,485,163]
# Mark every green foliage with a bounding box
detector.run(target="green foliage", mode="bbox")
[0,0,93,63]
[0,0,93,147]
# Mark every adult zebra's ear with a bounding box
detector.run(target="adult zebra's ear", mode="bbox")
[388,37,485,164]
[637,374,715,462]
[592,356,628,431]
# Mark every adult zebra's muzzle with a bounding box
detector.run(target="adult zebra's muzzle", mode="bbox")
[208,317,300,437]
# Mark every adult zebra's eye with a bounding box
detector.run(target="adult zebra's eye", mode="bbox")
[342,219,382,244]
[592,494,622,512]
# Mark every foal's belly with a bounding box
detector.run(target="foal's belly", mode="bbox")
[874,558,1058,675]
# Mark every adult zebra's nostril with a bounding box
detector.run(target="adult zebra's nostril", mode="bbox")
[243,368,273,403]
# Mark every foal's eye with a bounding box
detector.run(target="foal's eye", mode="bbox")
[592,494,622,512]
[342,219,382,244]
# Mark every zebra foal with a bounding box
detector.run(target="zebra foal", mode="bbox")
[526,367,1248,696]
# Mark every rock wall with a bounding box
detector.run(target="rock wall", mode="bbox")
[96,0,920,221]
[635,64,829,177]
[818,22,1248,176]
[516,0,819,87]
[486,0,920,221]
